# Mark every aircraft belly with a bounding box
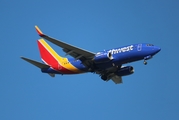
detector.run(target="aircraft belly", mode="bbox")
[67,58,89,72]
[95,60,121,69]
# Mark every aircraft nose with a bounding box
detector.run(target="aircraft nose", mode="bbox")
[156,47,161,52]
[154,46,161,53]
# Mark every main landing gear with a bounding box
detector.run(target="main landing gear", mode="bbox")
[101,75,107,81]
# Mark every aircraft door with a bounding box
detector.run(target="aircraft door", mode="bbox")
[137,44,142,51]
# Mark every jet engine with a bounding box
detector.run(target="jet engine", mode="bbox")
[93,52,113,63]
[115,66,134,76]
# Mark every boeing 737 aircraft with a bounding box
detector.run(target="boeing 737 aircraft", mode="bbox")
[21,26,161,84]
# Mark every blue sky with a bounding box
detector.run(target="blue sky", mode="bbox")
[1,0,179,120]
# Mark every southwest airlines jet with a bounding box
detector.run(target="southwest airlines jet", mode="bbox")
[21,26,161,84]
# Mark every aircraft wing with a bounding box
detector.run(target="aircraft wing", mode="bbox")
[35,26,95,59]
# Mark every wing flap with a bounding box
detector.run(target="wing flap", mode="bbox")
[111,75,123,84]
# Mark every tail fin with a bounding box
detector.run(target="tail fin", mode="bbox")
[37,39,63,67]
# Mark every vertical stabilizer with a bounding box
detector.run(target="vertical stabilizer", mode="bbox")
[37,39,63,67]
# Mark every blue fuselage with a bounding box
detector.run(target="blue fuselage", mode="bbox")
[43,43,161,74]
[67,43,161,72]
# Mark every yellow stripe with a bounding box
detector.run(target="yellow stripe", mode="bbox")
[63,58,83,73]
[39,39,63,60]
[39,39,82,73]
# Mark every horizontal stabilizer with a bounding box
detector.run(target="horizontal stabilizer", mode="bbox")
[21,57,50,69]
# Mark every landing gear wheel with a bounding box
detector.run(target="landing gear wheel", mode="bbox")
[101,75,107,81]
[144,60,147,65]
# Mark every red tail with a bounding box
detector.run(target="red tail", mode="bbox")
[37,39,63,67]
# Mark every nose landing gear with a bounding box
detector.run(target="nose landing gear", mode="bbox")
[144,60,147,65]
[143,55,152,65]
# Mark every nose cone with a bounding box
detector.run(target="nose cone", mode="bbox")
[156,46,161,52]
[154,46,161,54]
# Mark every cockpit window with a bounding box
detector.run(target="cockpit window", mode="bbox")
[146,44,154,46]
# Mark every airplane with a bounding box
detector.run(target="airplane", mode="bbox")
[21,26,161,84]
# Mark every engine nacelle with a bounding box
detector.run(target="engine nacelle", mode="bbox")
[93,52,113,63]
[115,66,134,76]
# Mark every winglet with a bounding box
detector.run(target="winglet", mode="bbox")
[35,25,44,36]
